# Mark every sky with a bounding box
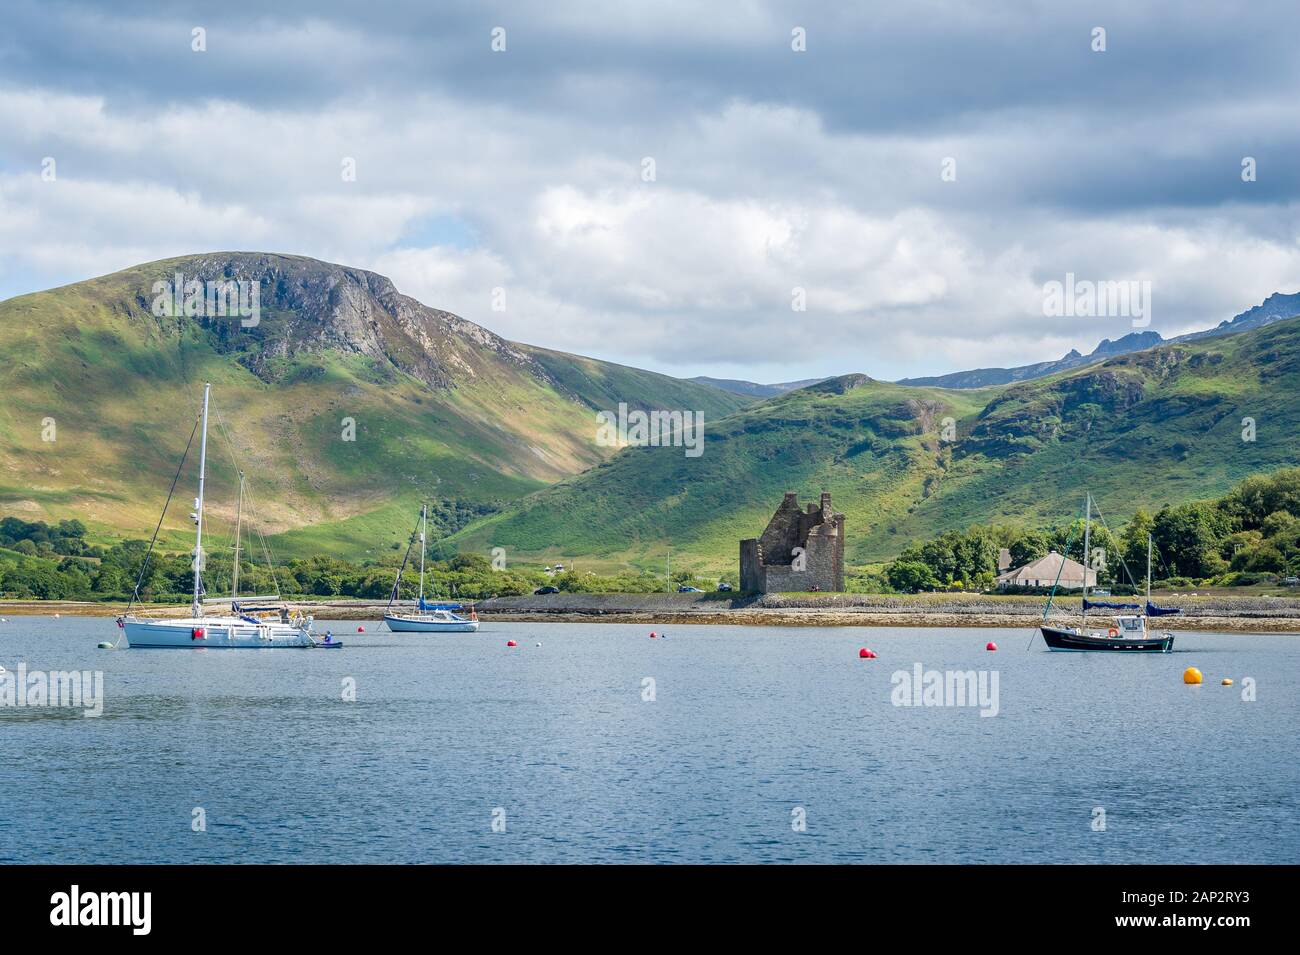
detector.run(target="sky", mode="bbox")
[2,0,1299,382]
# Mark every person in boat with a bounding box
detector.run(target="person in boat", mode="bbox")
[279,607,290,624]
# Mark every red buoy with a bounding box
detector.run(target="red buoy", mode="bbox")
[357,626,365,632]
[986,641,997,651]
[649,631,657,638]
[507,640,517,647]
[859,647,875,659]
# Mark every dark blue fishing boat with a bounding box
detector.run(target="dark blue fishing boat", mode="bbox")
[1039,496,1178,653]
[1040,614,1174,652]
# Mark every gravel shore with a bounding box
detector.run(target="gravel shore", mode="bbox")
[5,592,1299,633]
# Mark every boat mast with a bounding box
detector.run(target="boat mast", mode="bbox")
[417,503,427,606]
[231,470,245,599]
[1080,493,1091,628]
[191,382,211,618]
[1146,532,1153,607]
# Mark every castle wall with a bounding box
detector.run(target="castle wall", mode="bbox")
[740,491,846,593]
[758,492,802,563]
[739,538,764,592]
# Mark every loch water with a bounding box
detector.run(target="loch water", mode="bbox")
[1,617,1296,863]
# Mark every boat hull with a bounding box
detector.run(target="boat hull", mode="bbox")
[1040,625,1174,653]
[123,617,315,649]
[384,614,479,633]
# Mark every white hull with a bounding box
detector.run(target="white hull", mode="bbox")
[123,616,315,648]
[384,613,479,633]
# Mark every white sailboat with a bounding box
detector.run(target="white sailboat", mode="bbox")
[116,383,322,649]
[383,504,480,633]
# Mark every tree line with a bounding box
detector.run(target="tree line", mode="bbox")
[878,468,1300,593]
[6,467,1300,600]
[0,518,717,601]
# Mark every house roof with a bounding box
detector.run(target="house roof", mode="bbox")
[996,550,1090,582]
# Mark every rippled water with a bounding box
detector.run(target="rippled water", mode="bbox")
[1,615,1296,863]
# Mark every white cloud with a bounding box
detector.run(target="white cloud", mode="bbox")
[2,1,1299,383]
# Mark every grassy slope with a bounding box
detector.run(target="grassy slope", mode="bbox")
[0,256,748,558]
[450,318,1300,576]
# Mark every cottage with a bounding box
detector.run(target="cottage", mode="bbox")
[995,550,1096,590]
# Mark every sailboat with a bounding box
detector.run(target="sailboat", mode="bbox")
[382,504,480,633]
[1038,495,1177,653]
[116,383,323,649]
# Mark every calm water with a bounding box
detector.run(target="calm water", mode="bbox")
[1,615,1296,864]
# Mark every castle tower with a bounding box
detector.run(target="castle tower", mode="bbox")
[739,490,845,593]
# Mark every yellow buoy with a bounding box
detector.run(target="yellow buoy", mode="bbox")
[1183,666,1203,685]
[1221,678,1233,686]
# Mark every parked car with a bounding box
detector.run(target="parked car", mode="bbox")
[534,586,560,595]
[677,586,702,593]
[1092,588,1111,597]
[716,582,733,592]
[1284,576,1299,586]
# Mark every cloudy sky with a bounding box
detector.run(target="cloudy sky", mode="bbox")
[2,1,1299,382]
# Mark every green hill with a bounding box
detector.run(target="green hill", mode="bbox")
[0,253,748,558]
[450,317,1300,576]
[6,252,1297,578]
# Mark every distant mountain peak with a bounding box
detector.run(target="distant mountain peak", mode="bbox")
[1175,290,1300,343]
[898,295,1296,390]
[689,375,830,398]
[806,373,872,395]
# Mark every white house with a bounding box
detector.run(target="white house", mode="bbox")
[995,550,1096,589]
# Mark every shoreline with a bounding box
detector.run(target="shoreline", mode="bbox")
[4,594,1300,634]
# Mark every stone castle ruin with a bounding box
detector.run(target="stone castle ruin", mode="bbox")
[740,491,845,593]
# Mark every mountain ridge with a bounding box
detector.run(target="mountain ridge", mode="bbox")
[4,253,1299,572]
[452,314,1300,573]
[895,291,1300,390]
[0,252,748,556]
[688,375,828,398]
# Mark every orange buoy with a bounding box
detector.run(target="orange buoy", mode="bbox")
[1221,678,1233,686]
[1183,666,1203,685]
[507,640,517,647]
[986,641,998,651]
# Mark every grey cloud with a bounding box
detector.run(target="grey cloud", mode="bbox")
[2,0,1299,380]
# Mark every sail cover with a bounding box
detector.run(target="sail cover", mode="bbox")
[1146,601,1183,616]
[1082,598,1141,610]
[419,598,463,611]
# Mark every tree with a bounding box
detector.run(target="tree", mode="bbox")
[1009,532,1050,568]
[886,560,940,593]
[1153,502,1230,579]
[1115,509,1151,577]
